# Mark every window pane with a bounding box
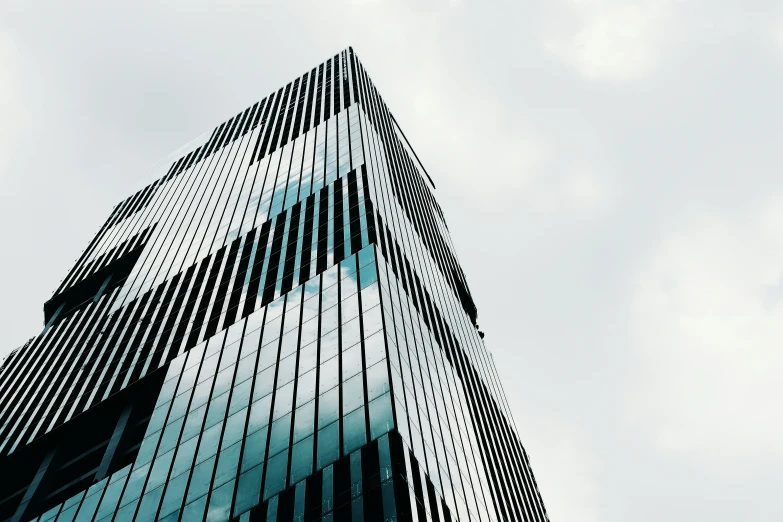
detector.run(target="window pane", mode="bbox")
[229,379,252,415]
[268,414,292,457]
[343,406,366,454]
[234,464,264,517]
[364,331,385,368]
[241,426,268,472]
[171,437,198,478]
[207,479,235,522]
[158,471,188,519]
[342,373,365,414]
[253,366,276,401]
[247,394,272,434]
[273,381,295,419]
[296,369,316,407]
[264,450,289,500]
[319,356,339,393]
[317,421,340,470]
[205,393,229,429]
[293,400,315,443]
[196,421,223,464]
[290,435,314,484]
[341,345,362,381]
[186,456,216,503]
[320,328,339,361]
[214,442,242,487]
[369,393,394,440]
[341,317,361,350]
[298,341,318,374]
[183,494,207,522]
[222,407,248,450]
[134,486,163,522]
[366,360,390,402]
[318,387,339,428]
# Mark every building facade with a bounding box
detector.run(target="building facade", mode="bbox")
[0,49,549,522]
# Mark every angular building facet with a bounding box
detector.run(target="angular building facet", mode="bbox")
[0,49,548,522]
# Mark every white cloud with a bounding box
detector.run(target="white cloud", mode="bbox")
[563,169,613,212]
[630,201,783,467]
[544,0,670,82]
[0,32,27,177]
[523,420,602,522]
[768,15,783,55]
[525,167,615,218]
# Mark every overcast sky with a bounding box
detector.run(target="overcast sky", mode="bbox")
[2,1,782,520]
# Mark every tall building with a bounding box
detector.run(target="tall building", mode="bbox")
[0,49,548,522]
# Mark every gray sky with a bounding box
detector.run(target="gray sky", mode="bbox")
[2,1,782,520]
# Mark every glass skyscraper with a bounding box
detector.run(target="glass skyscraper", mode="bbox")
[0,49,548,522]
